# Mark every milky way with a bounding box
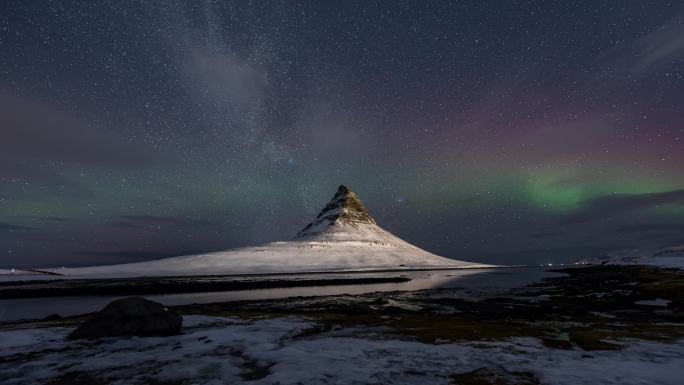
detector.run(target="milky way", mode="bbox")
[1,1,683,267]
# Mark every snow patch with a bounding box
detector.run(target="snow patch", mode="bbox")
[1,316,683,385]
[634,298,671,307]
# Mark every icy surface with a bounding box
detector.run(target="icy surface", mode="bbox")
[1,315,683,385]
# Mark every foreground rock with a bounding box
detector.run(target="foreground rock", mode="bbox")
[68,297,182,340]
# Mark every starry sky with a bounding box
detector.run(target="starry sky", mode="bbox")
[2,1,684,268]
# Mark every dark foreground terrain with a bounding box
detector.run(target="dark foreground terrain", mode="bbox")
[1,265,683,385]
[178,265,684,351]
[0,275,410,298]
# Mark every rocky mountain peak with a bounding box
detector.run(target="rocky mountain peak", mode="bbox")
[296,185,377,238]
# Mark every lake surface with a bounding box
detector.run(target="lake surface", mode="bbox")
[0,267,558,322]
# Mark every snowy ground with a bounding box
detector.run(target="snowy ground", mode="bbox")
[2,264,683,384]
[586,245,684,270]
[1,315,683,385]
[0,270,56,282]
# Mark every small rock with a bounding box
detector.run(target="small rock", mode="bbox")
[451,367,539,385]
[68,297,182,340]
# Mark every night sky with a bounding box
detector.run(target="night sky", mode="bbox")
[2,1,684,268]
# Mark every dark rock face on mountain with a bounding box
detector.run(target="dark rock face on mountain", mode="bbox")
[296,185,376,237]
[68,297,182,340]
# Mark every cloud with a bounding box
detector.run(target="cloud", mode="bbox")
[171,26,291,163]
[0,93,158,171]
[0,222,35,232]
[293,100,377,164]
[0,92,166,202]
[611,222,684,234]
[185,46,268,108]
[512,115,618,163]
[595,13,684,77]
[529,231,563,239]
[561,189,684,224]
[630,16,684,74]
[108,215,215,229]
[12,216,70,223]
[607,222,684,242]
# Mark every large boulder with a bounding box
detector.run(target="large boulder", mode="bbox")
[68,297,182,340]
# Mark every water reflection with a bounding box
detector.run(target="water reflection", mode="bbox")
[0,267,556,322]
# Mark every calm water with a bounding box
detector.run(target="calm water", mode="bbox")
[0,267,557,322]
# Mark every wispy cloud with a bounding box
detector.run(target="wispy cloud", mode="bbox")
[0,93,158,171]
[108,215,215,229]
[630,16,684,74]
[561,189,684,224]
[529,231,563,239]
[0,222,35,232]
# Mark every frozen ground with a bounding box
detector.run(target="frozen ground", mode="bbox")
[1,315,683,385]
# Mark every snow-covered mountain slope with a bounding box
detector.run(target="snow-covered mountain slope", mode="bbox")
[44,185,490,278]
[583,245,684,270]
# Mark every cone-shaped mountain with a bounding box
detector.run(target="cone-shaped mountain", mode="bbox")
[297,185,376,237]
[42,185,489,277]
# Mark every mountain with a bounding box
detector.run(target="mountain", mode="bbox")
[296,185,377,237]
[45,185,489,278]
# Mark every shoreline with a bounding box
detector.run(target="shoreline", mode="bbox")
[0,264,535,285]
[0,276,412,299]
